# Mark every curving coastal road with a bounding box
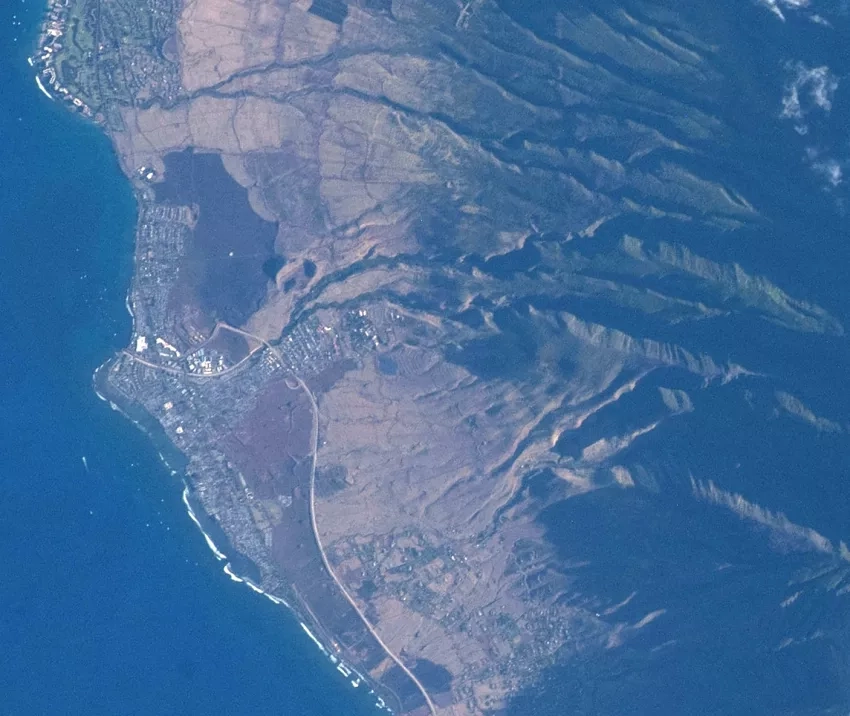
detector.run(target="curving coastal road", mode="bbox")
[121,318,438,714]
[225,324,439,716]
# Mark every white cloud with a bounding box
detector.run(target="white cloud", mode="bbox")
[780,63,838,122]
[809,14,832,26]
[812,158,843,186]
[805,147,845,188]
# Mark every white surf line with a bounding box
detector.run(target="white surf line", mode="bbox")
[224,564,372,694]
[156,451,179,477]
[181,486,227,561]
[223,563,243,583]
[93,348,373,700]
[92,379,115,408]
[299,622,376,699]
[263,592,286,606]
[241,574,289,606]
[300,622,328,655]
[34,75,53,100]
[223,563,290,607]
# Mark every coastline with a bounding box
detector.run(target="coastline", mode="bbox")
[92,362,188,475]
[93,283,388,711]
[76,83,400,714]
[13,0,850,712]
[8,4,402,714]
[26,5,387,702]
[4,11,380,716]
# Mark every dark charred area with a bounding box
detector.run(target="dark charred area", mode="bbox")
[309,0,348,25]
[308,358,357,394]
[412,659,453,695]
[315,464,349,498]
[376,354,398,376]
[270,493,408,715]
[156,149,278,326]
[222,378,312,496]
[382,665,429,714]
[358,0,393,14]
[262,255,287,280]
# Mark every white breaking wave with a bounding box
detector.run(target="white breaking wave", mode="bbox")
[34,75,53,100]
[223,563,244,583]
[181,485,227,561]
[223,563,288,607]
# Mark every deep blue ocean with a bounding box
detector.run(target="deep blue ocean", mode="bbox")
[0,4,377,715]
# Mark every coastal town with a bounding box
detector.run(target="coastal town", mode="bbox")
[26,0,825,713]
[103,268,437,714]
[29,0,180,123]
[26,0,623,712]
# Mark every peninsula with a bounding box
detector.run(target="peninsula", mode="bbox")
[31,0,844,713]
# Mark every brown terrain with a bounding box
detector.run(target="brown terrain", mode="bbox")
[41,0,849,714]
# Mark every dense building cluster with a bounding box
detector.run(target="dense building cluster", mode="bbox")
[131,202,193,353]
[31,0,181,125]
